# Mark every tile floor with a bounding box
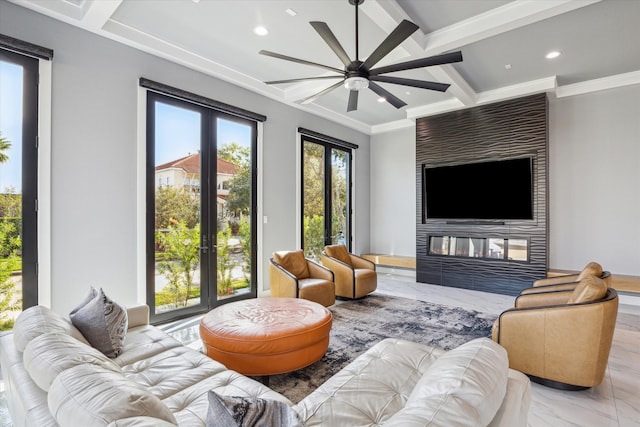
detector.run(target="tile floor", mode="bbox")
[1,273,638,426]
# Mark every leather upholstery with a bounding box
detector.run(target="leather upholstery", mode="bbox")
[321,245,377,299]
[269,252,335,307]
[521,262,610,295]
[493,280,618,389]
[295,337,531,427]
[200,298,332,376]
[0,304,288,427]
[273,249,310,279]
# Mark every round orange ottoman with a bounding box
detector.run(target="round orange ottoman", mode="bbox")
[199,297,332,376]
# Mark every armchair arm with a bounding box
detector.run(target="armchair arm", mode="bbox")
[520,282,579,295]
[514,290,572,308]
[307,259,334,282]
[532,274,580,287]
[269,259,299,298]
[349,254,375,271]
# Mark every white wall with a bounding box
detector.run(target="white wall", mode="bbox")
[0,1,370,314]
[369,126,416,256]
[549,86,640,275]
[369,87,640,276]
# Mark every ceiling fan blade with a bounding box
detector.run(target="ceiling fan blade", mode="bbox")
[368,82,407,109]
[369,51,463,76]
[370,75,450,92]
[259,50,344,74]
[310,22,353,67]
[299,80,344,105]
[265,76,343,85]
[347,90,359,112]
[361,20,419,71]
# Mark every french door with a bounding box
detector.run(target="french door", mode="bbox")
[301,136,352,261]
[0,49,39,331]
[146,92,257,323]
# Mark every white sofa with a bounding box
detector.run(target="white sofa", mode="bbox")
[0,304,531,427]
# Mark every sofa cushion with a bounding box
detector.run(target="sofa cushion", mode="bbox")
[13,305,89,352]
[324,244,352,266]
[206,391,303,427]
[48,364,177,426]
[400,338,508,426]
[273,250,310,279]
[70,287,128,358]
[567,275,607,304]
[24,332,121,391]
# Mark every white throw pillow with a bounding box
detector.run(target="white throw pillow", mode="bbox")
[69,286,128,358]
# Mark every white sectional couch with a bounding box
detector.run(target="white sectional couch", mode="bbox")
[0,304,530,426]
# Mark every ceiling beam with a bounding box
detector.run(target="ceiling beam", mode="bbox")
[422,0,602,57]
[80,0,123,30]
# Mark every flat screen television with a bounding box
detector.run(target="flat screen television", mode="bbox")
[423,157,533,220]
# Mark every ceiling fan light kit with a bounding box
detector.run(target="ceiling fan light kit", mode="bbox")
[260,0,463,112]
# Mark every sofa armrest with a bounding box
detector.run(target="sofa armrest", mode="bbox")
[127,305,150,329]
[487,369,531,427]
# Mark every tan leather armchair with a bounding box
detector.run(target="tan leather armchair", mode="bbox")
[320,244,376,299]
[492,275,619,390]
[520,262,611,295]
[269,250,335,307]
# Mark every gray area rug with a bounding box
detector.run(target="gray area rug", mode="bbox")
[266,294,497,403]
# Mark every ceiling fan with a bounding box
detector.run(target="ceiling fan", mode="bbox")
[259,0,463,112]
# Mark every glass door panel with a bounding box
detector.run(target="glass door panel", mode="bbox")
[0,50,38,331]
[0,60,24,330]
[153,101,203,315]
[302,141,325,260]
[215,117,254,300]
[330,148,349,245]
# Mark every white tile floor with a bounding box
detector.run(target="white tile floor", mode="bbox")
[1,273,638,426]
[375,272,640,427]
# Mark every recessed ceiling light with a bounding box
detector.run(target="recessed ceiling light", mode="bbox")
[254,26,269,36]
[504,64,512,70]
[377,97,386,103]
[285,8,297,16]
[545,50,561,59]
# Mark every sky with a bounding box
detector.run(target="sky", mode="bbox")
[0,60,251,195]
[155,101,252,166]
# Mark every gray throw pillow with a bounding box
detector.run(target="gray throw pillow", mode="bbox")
[206,391,304,427]
[69,286,128,358]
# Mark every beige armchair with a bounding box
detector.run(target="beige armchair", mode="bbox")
[320,244,376,299]
[520,261,611,295]
[492,274,618,390]
[269,250,335,307]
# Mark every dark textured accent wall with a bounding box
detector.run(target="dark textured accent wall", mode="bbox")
[416,94,548,296]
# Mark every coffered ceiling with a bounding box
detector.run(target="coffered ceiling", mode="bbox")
[7,0,640,134]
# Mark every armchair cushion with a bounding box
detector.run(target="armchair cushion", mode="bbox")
[577,262,603,281]
[273,250,309,279]
[567,275,607,304]
[324,244,352,266]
